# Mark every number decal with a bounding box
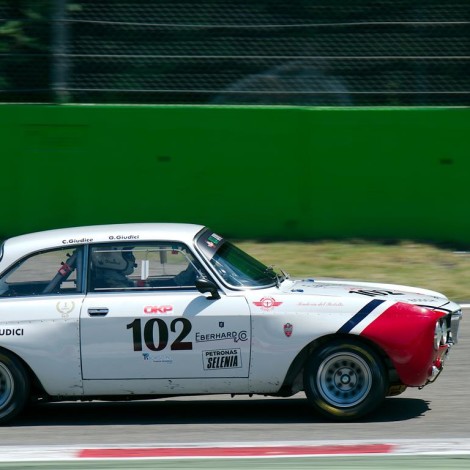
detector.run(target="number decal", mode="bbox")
[127,319,142,351]
[170,318,192,350]
[127,318,193,352]
[144,318,168,351]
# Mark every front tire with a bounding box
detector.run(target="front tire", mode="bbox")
[304,339,387,420]
[0,351,29,424]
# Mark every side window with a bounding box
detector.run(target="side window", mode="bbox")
[88,243,208,292]
[0,247,82,297]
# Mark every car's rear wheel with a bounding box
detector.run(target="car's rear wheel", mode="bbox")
[304,339,387,420]
[0,351,29,424]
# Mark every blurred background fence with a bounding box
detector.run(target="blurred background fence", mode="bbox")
[1,1,469,243]
[1,0,469,106]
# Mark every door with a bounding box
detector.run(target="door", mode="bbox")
[0,245,85,394]
[80,242,251,381]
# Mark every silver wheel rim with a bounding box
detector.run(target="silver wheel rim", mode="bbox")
[0,363,14,410]
[316,352,372,408]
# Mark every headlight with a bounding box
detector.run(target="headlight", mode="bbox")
[440,319,448,345]
[434,320,441,350]
[434,319,447,350]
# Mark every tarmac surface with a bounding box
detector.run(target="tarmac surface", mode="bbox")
[0,306,468,468]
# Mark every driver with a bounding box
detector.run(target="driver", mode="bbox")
[91,247,137,289]
[173,261,200,286]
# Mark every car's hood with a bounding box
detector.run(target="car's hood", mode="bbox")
[280,277,457,311]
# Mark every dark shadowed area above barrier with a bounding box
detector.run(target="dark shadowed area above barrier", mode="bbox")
[0,105,468,243]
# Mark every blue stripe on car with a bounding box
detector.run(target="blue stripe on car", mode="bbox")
[337,299,386,334]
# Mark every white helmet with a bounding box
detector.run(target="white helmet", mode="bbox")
[92,247,136,275]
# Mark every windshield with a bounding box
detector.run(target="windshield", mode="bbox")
[196,230,277,288]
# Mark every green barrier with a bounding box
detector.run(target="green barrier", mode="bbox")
[1,105,468,243]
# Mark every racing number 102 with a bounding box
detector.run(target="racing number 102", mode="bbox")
[127,318,193,351]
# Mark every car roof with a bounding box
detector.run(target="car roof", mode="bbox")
[0,223,207,269]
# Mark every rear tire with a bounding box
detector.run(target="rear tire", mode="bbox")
[0,351,29,424]
[304,339,387,420]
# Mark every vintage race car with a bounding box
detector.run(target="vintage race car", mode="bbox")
[0,223,463,423]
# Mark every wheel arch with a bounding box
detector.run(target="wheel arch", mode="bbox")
[277,333,396,396]
[0,345,48,400]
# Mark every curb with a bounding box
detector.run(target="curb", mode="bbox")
[1,440,470,462]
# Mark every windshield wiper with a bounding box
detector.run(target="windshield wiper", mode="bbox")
[264,265,278,286]
[265,265,289,288]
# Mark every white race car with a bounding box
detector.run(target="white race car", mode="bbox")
[0,223,463,423]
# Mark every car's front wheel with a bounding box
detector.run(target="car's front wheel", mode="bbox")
[304,339,387,420]
[0,350,29,424]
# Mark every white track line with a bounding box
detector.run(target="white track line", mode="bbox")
[1,440,470,462]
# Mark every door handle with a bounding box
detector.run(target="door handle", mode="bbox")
[88,308,109,317]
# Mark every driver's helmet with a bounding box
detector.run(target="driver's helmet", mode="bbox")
[92,247,136,275]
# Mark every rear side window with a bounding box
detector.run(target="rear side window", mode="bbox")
[0,247,83,297]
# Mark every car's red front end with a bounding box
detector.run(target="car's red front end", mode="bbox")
[360,302,461,387]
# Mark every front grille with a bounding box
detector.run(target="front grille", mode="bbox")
[449,309,463,345]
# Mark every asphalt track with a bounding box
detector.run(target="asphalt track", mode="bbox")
[0,307,468,468]
[0,455,470,469]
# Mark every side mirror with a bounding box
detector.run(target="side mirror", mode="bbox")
[195,277,220,300]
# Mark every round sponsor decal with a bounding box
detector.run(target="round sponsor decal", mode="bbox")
[253,297,283,311]
[56,301,75,318]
